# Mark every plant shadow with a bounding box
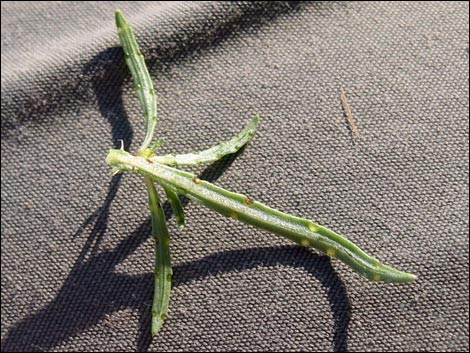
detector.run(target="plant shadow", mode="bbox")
[1,52,351,352]
[140,246,351,352]
[2,3,351,351]
[1,239,351,352]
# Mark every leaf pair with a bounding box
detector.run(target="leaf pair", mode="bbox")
[115,10,262,335]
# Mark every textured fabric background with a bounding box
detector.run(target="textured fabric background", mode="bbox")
[1,1,469,351]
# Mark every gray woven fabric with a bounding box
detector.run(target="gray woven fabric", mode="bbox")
[1,1,469,351]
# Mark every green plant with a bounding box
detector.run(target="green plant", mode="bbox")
[108,10,416,336]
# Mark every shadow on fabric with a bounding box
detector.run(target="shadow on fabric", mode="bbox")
[2,3,351,351]
[0,51,351,352]
[1,241,351,352]
[1,1,308,137]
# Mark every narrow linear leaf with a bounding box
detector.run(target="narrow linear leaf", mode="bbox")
[108,149,416,284]
[116,10,170,335]
[115,10,158,151]
[150,137,165,153]
[143,176,172,336]
[163,185,185,230]
[154,115,260,166]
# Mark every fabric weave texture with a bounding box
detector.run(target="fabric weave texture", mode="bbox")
[1,1,469,351]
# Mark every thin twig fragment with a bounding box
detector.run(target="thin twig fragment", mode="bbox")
[341,88,361,140]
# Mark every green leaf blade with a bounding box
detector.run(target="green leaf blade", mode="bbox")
[107,149,416,284]
[115,10,158,152]
[154,115,260,166]
[143,176,172,336]
[163,185,185,230]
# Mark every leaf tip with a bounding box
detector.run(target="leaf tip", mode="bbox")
[115,9,128,28]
